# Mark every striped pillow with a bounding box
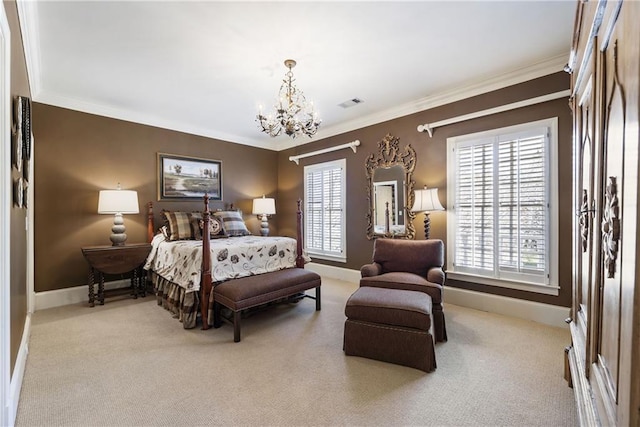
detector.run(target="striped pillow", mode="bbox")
[213,210,251,236]
[190,212,204,239]
[162,211,197,240]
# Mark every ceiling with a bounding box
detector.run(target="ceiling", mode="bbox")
[17,1,576,152]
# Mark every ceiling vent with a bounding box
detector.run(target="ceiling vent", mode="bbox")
[338,98,364,109]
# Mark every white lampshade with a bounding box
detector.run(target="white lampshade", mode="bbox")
[98,189,139,214]
[252,196,276,215]
[412,188,444,212]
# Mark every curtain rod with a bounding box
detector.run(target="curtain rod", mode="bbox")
[416,90,571,137]
[289,140,360,165]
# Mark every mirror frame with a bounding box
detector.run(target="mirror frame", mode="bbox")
[365,134,417,240]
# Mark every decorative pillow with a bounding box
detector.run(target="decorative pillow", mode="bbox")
[198,217,228,239]
[213,210,251,236]
[191,215,227,240]
[162,211,197,241]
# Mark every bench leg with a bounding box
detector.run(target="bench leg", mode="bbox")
[233,311,241,342]
[213,302,222,328]
[316,286,321,311]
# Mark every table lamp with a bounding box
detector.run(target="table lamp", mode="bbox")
[98,184,139,246]
[411,187,444,239]
[252,195,276,236]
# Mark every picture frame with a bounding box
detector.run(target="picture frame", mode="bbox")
[12,128,22,172]
[158,153,222,201]
[13,177,24,208]
[12,96,31,175]
[12,97,23,172]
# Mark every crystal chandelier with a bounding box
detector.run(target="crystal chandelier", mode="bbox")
[256,59,321,139]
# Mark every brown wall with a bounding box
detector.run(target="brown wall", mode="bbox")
[33,104,278,292]
[5,0,31,376]
[32,70,571,309]
[278,72,573,307]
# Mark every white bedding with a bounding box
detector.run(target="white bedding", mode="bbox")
[144,234,299,291]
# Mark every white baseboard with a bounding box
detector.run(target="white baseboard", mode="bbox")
[306,262,361,284]
[8,313,30,426]
[308,263,569,329]
[34,279,132,311]
[34,269,569,329]
[445,287,569,329]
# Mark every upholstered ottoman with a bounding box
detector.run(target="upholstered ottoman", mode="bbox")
[343,287,436,372]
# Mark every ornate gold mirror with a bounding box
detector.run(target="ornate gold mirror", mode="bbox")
[366,134,416,239]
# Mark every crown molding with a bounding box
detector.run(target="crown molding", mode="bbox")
[276,53,568,151]
[16,0,41,98]
[37,52,565,153]
[413,53,568,112]
[35,90,277,150]
[31,53,567,153]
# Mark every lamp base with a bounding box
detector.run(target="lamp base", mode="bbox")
[259,214,269,237]
[423,212,431,240]
[110,213,128,246]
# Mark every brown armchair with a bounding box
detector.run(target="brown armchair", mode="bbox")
[360,238,447,342]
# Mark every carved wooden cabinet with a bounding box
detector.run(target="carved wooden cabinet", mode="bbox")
[566,1,640,425]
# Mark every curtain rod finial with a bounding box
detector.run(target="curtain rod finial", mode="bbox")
[417,124,433,137]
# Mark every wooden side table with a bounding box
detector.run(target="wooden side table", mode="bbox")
[81,243,152,307]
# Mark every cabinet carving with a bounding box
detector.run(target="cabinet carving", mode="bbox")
[578,189,590,252]
[601,176,620,279]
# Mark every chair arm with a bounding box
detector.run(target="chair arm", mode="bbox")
[361,262,382,277]
[426,267,445,285]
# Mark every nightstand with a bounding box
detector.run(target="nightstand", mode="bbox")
[81,243,152,307]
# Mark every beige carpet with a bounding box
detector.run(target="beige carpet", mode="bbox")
[16,277,577,426]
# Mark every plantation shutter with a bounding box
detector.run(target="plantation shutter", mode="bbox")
[454,140,494,272]
[497,129,548,279]
[304,159,346,260]
[305,169,324,252]
[453,128,549,284]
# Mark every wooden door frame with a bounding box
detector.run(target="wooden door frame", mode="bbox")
[0,3,11,426]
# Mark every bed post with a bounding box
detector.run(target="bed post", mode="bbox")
[147,202,154,243]
[201,194,212,330]
[296,199,304,268]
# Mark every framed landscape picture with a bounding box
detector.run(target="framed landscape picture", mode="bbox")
[158,153,222,200]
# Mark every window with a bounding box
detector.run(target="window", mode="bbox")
[304,159,346,262]
[446,118,558,293]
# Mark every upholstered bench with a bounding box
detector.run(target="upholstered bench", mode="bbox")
[213,268,321,342]
[343,286,436,372]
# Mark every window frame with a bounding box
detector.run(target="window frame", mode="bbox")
[446,118,559,295]
[303,158,347,263]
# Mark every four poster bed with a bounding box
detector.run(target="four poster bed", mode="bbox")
[143,195,319,334]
